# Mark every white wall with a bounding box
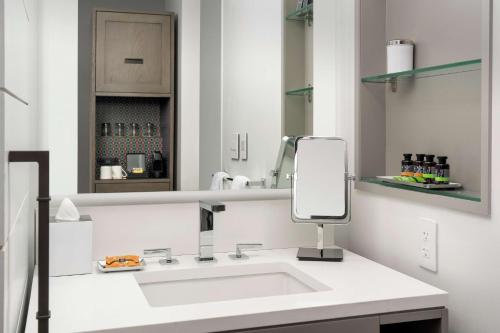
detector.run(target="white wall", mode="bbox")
[312,0,355,246]
[83,200,303,258]
[313,0,355,142]
[331,1,500,332]
[56,199,333,260]
[0,0,39,331]
[199,0,222,191]
[221,0,283,183]
[38,0,78,195]
[176,0,201,191]
[0,93,35,333]
[313,0,335,136]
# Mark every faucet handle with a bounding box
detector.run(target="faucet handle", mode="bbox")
[200,201,226,213]
[229,243,263,260]
[144,248,178,265]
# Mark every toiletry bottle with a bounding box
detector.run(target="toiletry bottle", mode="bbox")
[413,154,426,183]
[401,153,414,177]
[435,156,450,184]
[423,155,436,184]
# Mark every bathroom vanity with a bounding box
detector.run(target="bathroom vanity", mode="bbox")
[25,249,447,333]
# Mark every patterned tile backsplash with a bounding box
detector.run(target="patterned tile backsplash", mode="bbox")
[95,97,168,179]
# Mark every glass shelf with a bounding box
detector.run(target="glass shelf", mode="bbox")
[361,177,481,202]
[286,4,313,22]
[286,86,313,96]
[361,59,481,84]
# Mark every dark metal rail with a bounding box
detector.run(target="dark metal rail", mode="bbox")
[8,151,50,333]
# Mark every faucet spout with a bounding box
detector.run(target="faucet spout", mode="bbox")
[198,201,226,261]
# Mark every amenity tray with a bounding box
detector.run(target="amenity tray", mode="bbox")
[97,258,146,273]
[376,176,463,190]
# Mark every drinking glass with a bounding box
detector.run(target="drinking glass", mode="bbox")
[115,123,126,137]
[145,122,156,137]
[130,123,140,137]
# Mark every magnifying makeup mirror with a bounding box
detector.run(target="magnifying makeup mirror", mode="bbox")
[292,137,354,261]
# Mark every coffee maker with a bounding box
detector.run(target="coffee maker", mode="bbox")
[152,151,165,178]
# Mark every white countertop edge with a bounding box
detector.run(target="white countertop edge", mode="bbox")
[97,299,448,333]
[50,189,291,208]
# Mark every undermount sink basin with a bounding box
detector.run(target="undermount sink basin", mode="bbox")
[135,262,330,307]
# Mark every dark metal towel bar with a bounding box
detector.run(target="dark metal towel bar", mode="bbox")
[9,151,50,333]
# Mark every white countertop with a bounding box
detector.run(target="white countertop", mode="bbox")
[50,189,290,208]
[26,248,447,333]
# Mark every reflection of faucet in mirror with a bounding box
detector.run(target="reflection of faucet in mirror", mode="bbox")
[197,201,226,262]
[271,136,298,189]
[210,172,267,190]
[291,137,355,262]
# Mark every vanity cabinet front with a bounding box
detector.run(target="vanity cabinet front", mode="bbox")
[95,11,173,95]
[239,316,379,333]
[236,308,447,333]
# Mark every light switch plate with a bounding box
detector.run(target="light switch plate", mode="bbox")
[419,217,437,272]
[231,133,240,160]
[241,133,248,160]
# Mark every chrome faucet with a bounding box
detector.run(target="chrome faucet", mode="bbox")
[229,243,263,260]
[144,248,178,265]
[197,201,226,262]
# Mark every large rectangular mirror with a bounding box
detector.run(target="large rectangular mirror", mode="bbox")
[59,0,317,196]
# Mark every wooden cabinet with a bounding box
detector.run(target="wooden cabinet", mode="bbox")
[95,11,173,95]
[95,179,170,193]
[90,10,176,193]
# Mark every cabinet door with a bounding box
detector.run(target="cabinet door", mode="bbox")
[240,316,379,333]
[96,12,172,94]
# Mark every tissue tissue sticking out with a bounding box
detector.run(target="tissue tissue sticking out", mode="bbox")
[55,198,81,221]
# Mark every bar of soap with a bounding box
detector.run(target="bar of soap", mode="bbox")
[105,255,140,268]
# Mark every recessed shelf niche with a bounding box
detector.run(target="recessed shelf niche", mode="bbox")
[355,0,491,215]
[95,96,170,179]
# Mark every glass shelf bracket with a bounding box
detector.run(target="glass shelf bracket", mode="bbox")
[286,86,313,103]
[286,4,313,26]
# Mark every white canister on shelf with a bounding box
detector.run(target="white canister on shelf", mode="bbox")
[387,39,414,73]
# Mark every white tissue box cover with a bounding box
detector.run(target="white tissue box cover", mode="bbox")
[49,215,93,277]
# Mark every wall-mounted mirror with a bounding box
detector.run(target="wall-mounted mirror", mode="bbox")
[292,137,353,261]
[49,0,315,196]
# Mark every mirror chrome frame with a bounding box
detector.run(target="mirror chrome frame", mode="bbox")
[291,136,354,225]
[271,136,297,189]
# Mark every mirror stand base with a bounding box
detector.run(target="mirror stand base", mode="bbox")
[296,248,343,262]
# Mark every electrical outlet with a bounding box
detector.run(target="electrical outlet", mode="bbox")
[231,133,240,160]
[240,133,248,161]
[419,217,437,272]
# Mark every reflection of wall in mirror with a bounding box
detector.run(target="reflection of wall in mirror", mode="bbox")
[221,0,283,186]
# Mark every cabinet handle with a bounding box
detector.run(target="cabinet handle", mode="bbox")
[124,58,144,64]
